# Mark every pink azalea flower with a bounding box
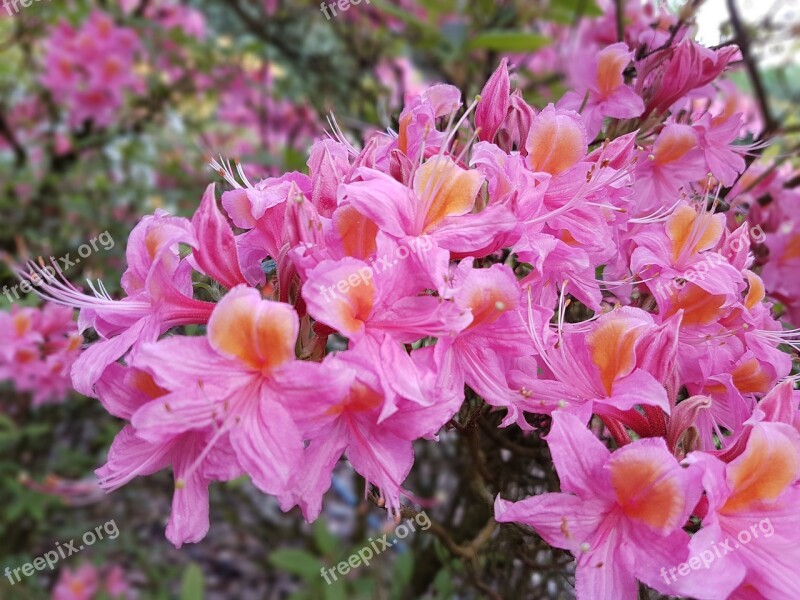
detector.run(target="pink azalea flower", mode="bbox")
[632,203,741,296]
[632,123,708,212]
[495,411,703,599]
[475,59,510,143]
[130,286,350,511]
[52,564,99,600]
[40,10,143,128]
[26,212,215,397]
[220,171,313,294]
[103,565,134,599]
[285,336,461,519]
[637,38,738,118]
[302,234,471,343]
[517,307,676,428]
[673,422,800,599]
[559,42,644,139]
[693,113,748,187]
[415,261,532,425]
[95,364,241,547]
[340,156,517,285]
[394,84,462,162]
[0,304,82,405]
[52,563,134,600]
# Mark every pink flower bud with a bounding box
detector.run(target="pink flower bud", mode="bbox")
[475,58,510,143]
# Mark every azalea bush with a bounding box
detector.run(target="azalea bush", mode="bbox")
[2,0,800,599]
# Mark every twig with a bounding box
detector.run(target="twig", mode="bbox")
[0,109,26,167]
[368,494,501,598]
[477,416,541,459]
[726,0,776,137]
[614,0,624,42]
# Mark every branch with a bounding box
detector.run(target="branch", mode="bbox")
[477,416,541,459]
[0,109,26,167]
[726,0,776,137]
[133,0,151,18]
[369,494,501,599]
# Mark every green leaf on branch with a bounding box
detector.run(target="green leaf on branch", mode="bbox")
[467,31,550,53]
[269,548,325,581]
[545,0,603,24]
[180,563,204,600]
[313,518,339,557]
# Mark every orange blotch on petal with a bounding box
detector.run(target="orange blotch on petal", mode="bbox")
[335,277,376,336]
[209,290,298,372]
[69,581,87,595]
[665,284,726,326]
[12,313,32,337]
[586,318,641,396]
[335,205,379,259]
[653,125,697,165]
[145,228,165,261]
[397,113,412,156]
[723,425,800,514]
[526,110,586,175]
[15,349,37,364]
[731,358,771,394]
[743,271,765,310]
[415,157,483,232]
[596,49,627,96]
[609,451,684,531]
[466,286,516,330]
[666,205,723,262]
[252,312,298,370]
[325,381,383,417]
[66,334,83,352]
[780,234,800,264]
[129,370,168,399]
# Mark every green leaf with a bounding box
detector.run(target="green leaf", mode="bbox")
[390,551,414,598]
[323,581,348,600]
[467,31,550,53]
[351,578,376,597]
[433,568,455,597]
[269,549,325,581]
[180,563,204,600]
[313,519,339,557]
[546,0,603,24]
[0,414,17,430]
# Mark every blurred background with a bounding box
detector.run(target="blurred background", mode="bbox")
[0,0,797,598]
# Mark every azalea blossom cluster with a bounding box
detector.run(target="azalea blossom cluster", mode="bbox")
[19,5,800,599]
[120,0,206,39]
[52,563,133,600]
[214,64,320,177]
[40,10,143,128]
[0,303,82,406]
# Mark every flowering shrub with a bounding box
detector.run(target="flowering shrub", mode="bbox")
[52,563,133,600]
[0,303,82,406]
[40,11,143,129]
[16,2,798,597]
[2,0,799,598]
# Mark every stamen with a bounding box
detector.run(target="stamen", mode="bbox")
[209,156,245,189]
